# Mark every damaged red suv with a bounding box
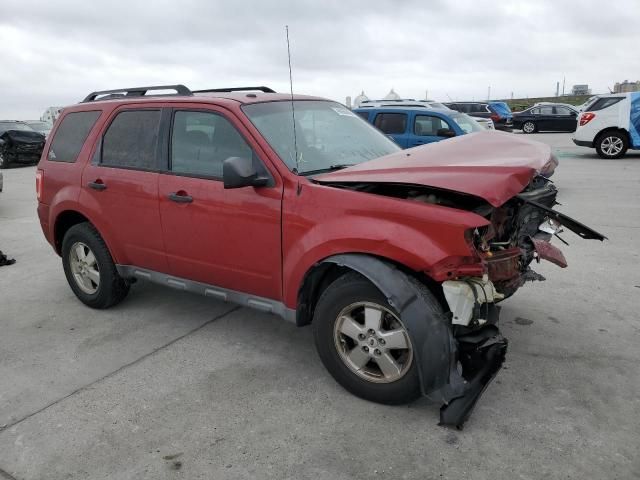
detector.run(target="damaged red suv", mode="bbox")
[36,85,604,427]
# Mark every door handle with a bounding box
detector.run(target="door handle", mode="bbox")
[88,180,107,191]
[168,192,193,203]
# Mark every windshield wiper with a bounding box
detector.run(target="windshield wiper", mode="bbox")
[299,164,356,176]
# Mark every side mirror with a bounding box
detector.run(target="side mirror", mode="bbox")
[437,128,456,138]
[223,156,269,189]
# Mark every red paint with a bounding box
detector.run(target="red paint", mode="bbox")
[531,238,568,268]
[315,131,553,207]
[37,93,551,311]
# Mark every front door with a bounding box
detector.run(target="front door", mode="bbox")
[410,114,452,147]
[553,106,578,131]
[157,108,283,300]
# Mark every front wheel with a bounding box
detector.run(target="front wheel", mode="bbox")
[313,272,421,405]
[62,223,130,309]
[595,131,628,159]
[522,121,536,134]
[0,150,8,169]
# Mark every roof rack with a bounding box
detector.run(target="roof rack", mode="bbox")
[82,85,192,103]
[192,86,275,94]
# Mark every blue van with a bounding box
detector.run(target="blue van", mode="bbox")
[353,107,485,148]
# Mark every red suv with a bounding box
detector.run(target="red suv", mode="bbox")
[36,85,604,427]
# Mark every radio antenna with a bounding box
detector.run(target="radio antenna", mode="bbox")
[285,25,300,173]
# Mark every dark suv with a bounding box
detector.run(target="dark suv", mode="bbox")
[0,120,46,168]
[445,102,513,131]
[36,85,603,427]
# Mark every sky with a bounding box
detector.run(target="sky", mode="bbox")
[1,0,638,119]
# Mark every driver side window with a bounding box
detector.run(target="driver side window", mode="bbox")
[171,111,253,178]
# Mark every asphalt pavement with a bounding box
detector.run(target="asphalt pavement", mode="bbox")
[0,133,639,479]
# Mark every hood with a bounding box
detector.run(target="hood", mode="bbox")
[0,130,46,144]
[315,131,553,207]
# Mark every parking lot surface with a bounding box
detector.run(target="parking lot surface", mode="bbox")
[0,133,639,479]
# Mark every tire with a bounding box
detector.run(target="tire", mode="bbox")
[522,121,536,134]
[0,150,8,169]
[313,272,426,405]
[595,131,628,159]
[61,222,129,309]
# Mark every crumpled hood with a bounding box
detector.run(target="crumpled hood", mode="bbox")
[315,131,553,207]
[0,130,46,145]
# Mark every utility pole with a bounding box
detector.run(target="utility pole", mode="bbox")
[487,86,491,101]
[562,76,565,96]
[556,81,559,97]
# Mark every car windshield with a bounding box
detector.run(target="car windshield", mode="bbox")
[242,100,400,175]
[0,121,34,134]
[450,113,484,133]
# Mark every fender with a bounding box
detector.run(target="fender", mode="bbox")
[319,254,507,428]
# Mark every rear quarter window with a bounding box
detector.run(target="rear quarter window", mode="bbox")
[47,111,102,162]
[588,97,624,112]
[374,113,407,134]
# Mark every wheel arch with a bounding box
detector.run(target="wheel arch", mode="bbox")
[295,253,446,327]
[53,209,118,260]
[595,126,630,144]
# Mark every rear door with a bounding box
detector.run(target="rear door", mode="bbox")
[80,107,168,272]
[157,107,283,300]
[409,113,452,147]
[553,106,578,131]
[373,112,409,147]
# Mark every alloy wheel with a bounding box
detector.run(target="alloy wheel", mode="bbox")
[523,121,535,133]
[69,241,100,294]
[600,136,624,157]
[333,301,413,383]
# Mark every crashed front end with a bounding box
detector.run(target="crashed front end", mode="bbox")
[433,175,605,427]
[0,130,46,165]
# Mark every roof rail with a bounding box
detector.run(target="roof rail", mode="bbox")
[82,84,192,102]
[192,86,275,94]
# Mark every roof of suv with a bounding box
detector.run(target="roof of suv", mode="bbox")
[75,84,325,108]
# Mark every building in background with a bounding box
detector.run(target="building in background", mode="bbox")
[353,91,370,108]
[571,84,591,96]
[41,107,63,124]
[613,80,640,93]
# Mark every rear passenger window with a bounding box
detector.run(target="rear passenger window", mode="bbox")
[414,115,450,136]
[589,97,624,111]
[48,111,101,162]
[171,111,252,178]
[102,110,161,169]
[374,113,407,134]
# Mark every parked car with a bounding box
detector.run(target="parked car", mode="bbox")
[354,107,485,148]
[513,104,578,133]
[0,120,46,168]
[25,120,53,138]
[445,101,513,131]
[533,102,579,113]
[359,99,450,109]
[573,93,640,159]
[37,84,604,427]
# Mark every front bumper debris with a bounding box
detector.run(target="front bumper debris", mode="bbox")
[439,324,507,428]
[442,277,504,326]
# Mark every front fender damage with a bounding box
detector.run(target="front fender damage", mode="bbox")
[320,254,507,429]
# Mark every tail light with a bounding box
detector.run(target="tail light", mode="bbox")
[490,113,500,122]
[36,169,43,201]
[580,112,595,126]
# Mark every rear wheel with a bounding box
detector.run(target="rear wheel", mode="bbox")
[313,272,421,405]
[62,223,129,309]
[595,131,628,159]
[522,121,536,134]
[0,150,8,169]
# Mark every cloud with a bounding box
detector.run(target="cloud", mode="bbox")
[0,0,638,118]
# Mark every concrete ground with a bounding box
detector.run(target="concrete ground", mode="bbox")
[0,133,638,480]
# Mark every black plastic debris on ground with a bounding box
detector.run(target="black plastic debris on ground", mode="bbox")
[0,251,16,266]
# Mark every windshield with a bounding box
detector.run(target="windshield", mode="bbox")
[0,121,34,134]
[242,100,400,175]
[450,113,484,133]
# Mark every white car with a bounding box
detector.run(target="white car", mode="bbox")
[572,93,640,159]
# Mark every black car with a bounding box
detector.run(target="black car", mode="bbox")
[0,121,46,168]
[512,105,578,133]
[444,101,513,131]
